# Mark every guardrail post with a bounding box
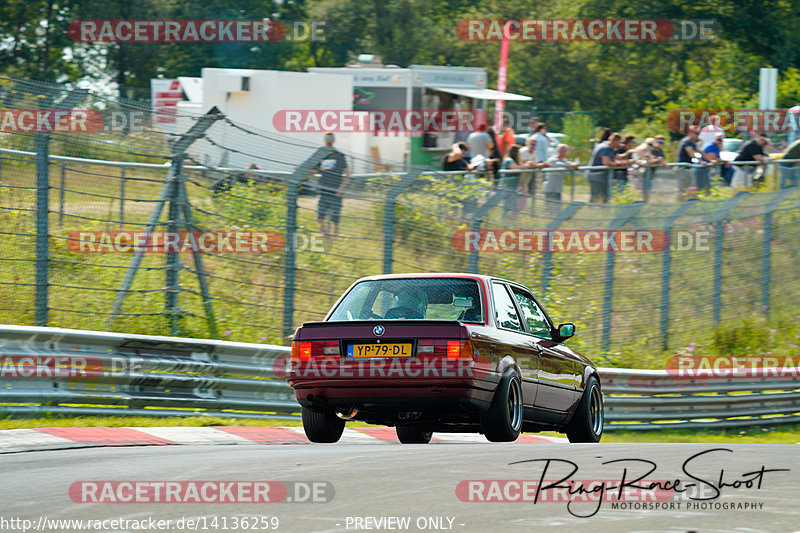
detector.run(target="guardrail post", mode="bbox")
[283,147,331,340]
[34,131,50,326]
[541,202,584,296]
[383,169,422,274]
[58,161,66,227]
[601,202,645,351]
[712,191,748,324]
[119,167,126,228]
[761,189,793,315]
[659,200,697,350]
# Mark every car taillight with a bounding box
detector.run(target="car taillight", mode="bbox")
[447,340,474,360]
[291,341,339,362]
[291,341,311,362]
[417,340,473,360]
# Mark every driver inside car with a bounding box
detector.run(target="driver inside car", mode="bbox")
[384,289,428,319]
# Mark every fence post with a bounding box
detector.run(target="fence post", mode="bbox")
[712,191,748,324]
[761,189,793,315]
[600,202,645,351]
[382,169,422,274]
[58,162,66,227]
[606,168,613,202]
[34,131,50,326]
[175,163,218,338]
[569,169,575,202]
[541,202,584,296]
[643,166,652,202]
[165,157,183,335]
[282,147,331,340]
[467,186,509,274]
[659,200,697,350]
[119,167,126,228]
[108,106,222,326]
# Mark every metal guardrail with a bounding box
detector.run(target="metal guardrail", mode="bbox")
[1,326,798,431]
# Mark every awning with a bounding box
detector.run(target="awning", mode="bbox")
[428,86,531,101]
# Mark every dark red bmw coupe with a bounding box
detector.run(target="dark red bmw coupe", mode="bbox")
[287,273,603,444]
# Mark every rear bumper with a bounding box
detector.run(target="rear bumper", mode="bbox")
[290,380,496,424]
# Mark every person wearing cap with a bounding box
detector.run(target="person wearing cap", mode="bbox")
[313,132,349,239]
[651,135,666,163]
[701,133,733,186]
[732,134,770,188]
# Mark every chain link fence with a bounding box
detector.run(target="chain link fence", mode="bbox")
[1,75,799,355]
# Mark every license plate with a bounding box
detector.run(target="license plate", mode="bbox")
[347,343,413,358]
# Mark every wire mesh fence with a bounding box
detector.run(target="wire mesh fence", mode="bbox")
[1,74,799,354]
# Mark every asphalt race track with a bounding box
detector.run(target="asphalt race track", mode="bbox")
[0,439,797,533]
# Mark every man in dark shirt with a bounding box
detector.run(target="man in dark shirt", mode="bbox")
[651,135,666,163]
[676,127,700,194]
[779,138,800,188]
[315,132,349,239]
[588,133,630,203]
[732,134,769,188]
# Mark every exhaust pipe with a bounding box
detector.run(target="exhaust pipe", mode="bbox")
[337,408,358,420]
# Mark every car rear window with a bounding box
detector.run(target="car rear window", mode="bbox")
[327,278,483,322]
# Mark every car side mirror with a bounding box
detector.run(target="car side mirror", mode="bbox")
[557,323,575,341]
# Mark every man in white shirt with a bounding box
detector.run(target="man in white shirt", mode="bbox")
[699,114,725,148]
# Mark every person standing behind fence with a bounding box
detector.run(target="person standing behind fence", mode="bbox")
[651,135,667,163]
[313,132,349,240]
[589,133,629,203]
[500,144,524,218]
[677,127,700,194]
[467,123,495,182]
[779,138,800,189]
[534,124,549,162]
[497,117,516,156]
[732,134,769,188]
[614,135,636,193]
[519,135,549,209]
[545,144,580,201]
[701,133,732,186]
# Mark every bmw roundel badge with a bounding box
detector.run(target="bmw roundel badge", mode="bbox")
[373,325,385,336]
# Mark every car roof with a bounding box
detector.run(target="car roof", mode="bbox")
[353,272,518,286]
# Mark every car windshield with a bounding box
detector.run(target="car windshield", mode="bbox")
[327,278,483,322]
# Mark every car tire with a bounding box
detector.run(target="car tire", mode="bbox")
[396,425,432,444]
[565,375,603,443]
[481,369,523,442]
[301,406,345,443]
